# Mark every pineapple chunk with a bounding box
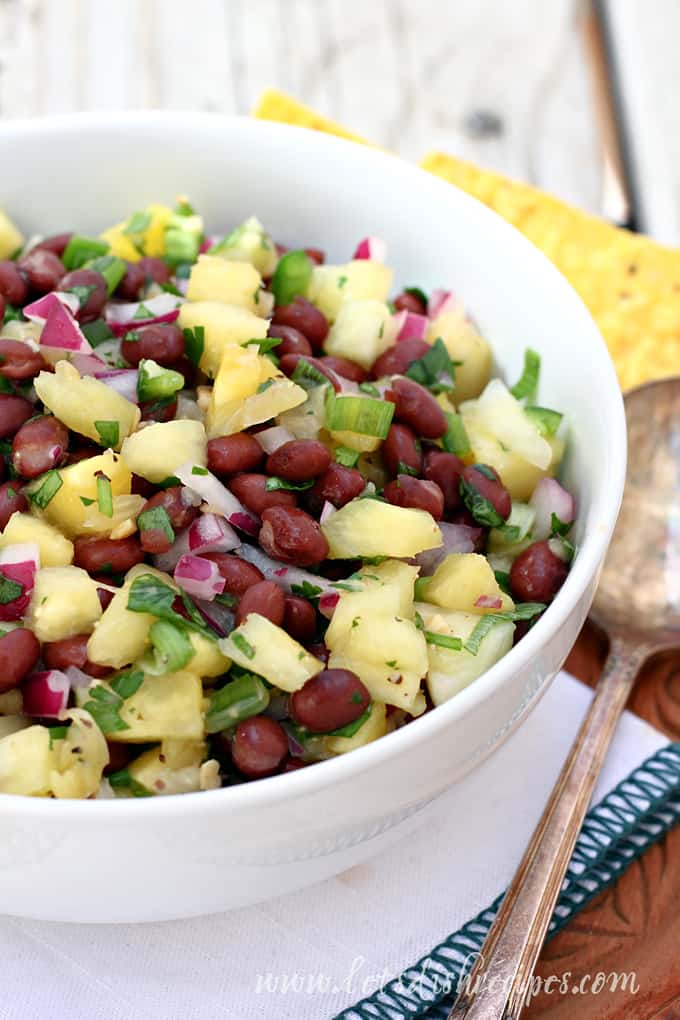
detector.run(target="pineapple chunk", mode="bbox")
[278,385,327,440]
[220,614,324,692]
[322,498,442,559]
[461,408,562,501]
[206,345,305,436]
[186,632,231,679]
[427,310,492,403]
[425,553,514,614]
[357,560,419,616]
[416,603,514,705]
[27,566,102,642]
[87,564,171,669]
[100,203,173,261]
[328,429,382,454]
[99,671,204,743]
[49,708,109,799]
[464,381,552,469]
[178,300,269,379]
[326,702,388,754]
[325,584,403,650]
[0,725,52,796]
[308,261,393,322]
[79,493,146,537]
[210,216,278,277]
[325,300,396,369]
[34,361,140,449]
[328,613,427,709]
[28,450,132,539]
[187,255,265,313]
[126,740,206,795]
[0,209,24,259]
[120,419,207,483]
[0,512,74,566]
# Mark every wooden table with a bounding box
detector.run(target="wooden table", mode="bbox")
[0,1,678,1016]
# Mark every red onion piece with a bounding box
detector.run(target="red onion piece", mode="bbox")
[23,291,80,324]
[319,501,336,525]
[254,426,295,454]
[22,670,70,718]
[188,512,240,555]
[194,598,235,638]
[105,293,183,336]
[92,368,139,403]
[236,543,337,597]
[395,311,429,342]
[0,543,39,621]
[475,595,503,610]
[352,236,387,262]
[428,288,458,319]
[319,591,340,619]
[174,463,260,536]
[415,521,482,576]
[530,478,575,541]
[174,554,226,601]
[38,298,92,354]
[64,665,97,688]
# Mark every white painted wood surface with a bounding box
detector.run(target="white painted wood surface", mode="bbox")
[0,0,676,241]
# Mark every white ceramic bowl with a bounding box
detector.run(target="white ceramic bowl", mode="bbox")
[0,113,625,922]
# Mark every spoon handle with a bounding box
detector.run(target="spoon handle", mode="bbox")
[447,634,650,1020]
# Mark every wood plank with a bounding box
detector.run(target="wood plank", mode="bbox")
[0,0,603,215]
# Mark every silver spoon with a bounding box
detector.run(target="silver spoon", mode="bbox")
[449,377,680,1019]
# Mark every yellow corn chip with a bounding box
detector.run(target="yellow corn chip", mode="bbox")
[251,90,680,391]
[252,89,369,145]
[421,152,680,391]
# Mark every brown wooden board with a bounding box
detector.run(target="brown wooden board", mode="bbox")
[525,623,680,1019]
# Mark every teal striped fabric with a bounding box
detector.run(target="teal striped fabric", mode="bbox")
[336,743,680,1020]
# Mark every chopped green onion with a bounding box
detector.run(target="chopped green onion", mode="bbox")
[183,325,205,367]
[191,466,209,476]
[494,570,511,594]
[108,768,153,797]
[164,225,200,266]
[62,235,110,271]
[126,573,215,641]
[81,319,114,346]
[413,577,431,601]
[424,630,463,651]
[241,337,282,356]
[0,575,23,605]
[156,475,181,489]
[63,284,96,306]
[442,412,471,456]
[326,393,394,439]
[141,620,194,675]
[231,633,256,660]
[137,359,184,403]
[326,704,372,738]
[96,474,113,517]
[123,210,151,238]
[83,254,126,295]
[335,446,360,467]
[264,476,314,492]
[271,250,313,307]
[28,469,63,509]
[510,348,541,401]
[205,673,269,734]
[460,472,504,528]
[48,725,69,748]
[464,602,546,655]
[3,303,24,325]
[290,581,322,600]
[137,505,175,542]
[337,274,348,289]
[94,420,120,448]
[133,301,155,322]
[550,513,572,538]
[525,406,563,437]
[405,338,455,393]
[495,522,521,542]
[291,358,330,390]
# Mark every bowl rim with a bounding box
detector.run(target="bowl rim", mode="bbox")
[0,111,626,817]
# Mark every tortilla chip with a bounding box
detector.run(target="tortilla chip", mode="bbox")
[421,152,680,391]
[252,89,369,145]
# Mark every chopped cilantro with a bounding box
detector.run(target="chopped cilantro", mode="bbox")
[405,337,455,393]
[264,476,314,492]
[232,633,256,660]
[28,470,63,509]
[137,506,175,542]
[0,575,23,605]
[94,420,120,448]
[183,325,205,367]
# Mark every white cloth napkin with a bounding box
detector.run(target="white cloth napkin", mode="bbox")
[0,671,668,1020]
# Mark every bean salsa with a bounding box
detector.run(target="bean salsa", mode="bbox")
[0,203,575,798]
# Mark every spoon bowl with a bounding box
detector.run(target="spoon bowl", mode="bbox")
[592,377,680,644]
